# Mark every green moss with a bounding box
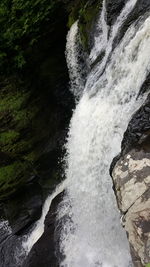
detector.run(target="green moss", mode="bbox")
[23,151,38,163]
[0,130,20,146]
[0,0,74,200]
[1,139,32,155]
[14,109,31,129]
[0,162,23,183]
[0,81,39,159]
[14,104,39,129]
[0,90,29,113]
[0,161,31,199]
[79,1,101,51]
[145,264,150,267]
[67,0,101,51]
[68,15,76,28]
[67,1,83,28]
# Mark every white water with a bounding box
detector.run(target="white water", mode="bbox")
[58,1,150,267]
[89,0,108,64]
[87,0,138,91]
[0,220,11,236]
[23,181,66,254]
[66,21,86,99]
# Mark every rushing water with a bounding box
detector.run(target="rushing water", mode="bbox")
[89,0,108,65]
[20,0,150,266]
[23,181,66,254]
[66,21,88,100]
[57,1,150,266]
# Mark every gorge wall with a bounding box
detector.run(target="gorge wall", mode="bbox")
[111,94,150,266]
[0,0,150,267]
[0,0,100,218]
[0,1,100,266]
[25,1,150,267]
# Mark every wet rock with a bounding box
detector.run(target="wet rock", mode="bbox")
[0,221,26,267]
[0,8,74,265]
[121,94,150,155]
[4,180,42,235]
[139,73,150,96]
[0,0,74,201]
[23,191,64,267]
[106,0,127,26]
[127,0,150,26]
[107,0,150,52]
[111,95,150,266]
[112,149,150,266]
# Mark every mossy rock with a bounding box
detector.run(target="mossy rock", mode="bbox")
[0,161,32,200]
[79,0,102,51]
[67,0,101,51]
[0,130,20,146]
[0,75,67,200]
[0,0,74,201]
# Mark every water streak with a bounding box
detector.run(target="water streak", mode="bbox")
[89,0,108,64]
[23,181,66,254]
[66,21,87,100]
[58,2,150,267]
[86,0,138,92]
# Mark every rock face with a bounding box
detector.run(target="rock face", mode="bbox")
[112,150,150,266]
[4,179,42,235]
[0,0,100,215]
[23,192,64,267]
[106,0,150,55]
[0,0,76,231]
[106,0,127,26]
[0,1,75,265]
[0,1,100,266]
[111,95,150,266]
[0,8,73,200]
[0,220,26,267]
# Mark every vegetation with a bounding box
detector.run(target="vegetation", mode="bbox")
[0,0,100,74]
[0,130,20,146]
[0,0,64,74]
[0,0,99,200]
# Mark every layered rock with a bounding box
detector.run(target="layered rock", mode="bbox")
[111,95,150,266]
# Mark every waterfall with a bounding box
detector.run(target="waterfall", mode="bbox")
[66,21,88,100]
[58,1,150,267]
[89,0,108,64]
[87,0,138,92]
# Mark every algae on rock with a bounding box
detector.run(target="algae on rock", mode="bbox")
[67,0,101,51]
[0,0,100,202]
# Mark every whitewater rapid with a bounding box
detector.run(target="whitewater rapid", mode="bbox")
[58,0,150,266]
[21,0,150,266]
